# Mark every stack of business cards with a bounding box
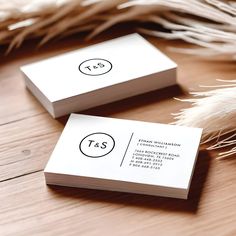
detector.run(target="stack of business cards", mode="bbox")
[44,114,202,199]
[21,33,177,118]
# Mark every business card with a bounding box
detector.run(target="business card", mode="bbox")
[44,114,202,199]
[21,33,177,117]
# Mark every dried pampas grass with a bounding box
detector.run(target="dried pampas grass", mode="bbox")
[0,0,236,59]
[173,80,236,159]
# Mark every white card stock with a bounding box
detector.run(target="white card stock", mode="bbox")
[21,33,177,118]
[44,114,202,199]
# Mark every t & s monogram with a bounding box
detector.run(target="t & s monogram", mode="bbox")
[79,132,115,158]
[79,58,112,76]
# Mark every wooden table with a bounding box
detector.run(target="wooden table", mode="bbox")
[0,31,236,236]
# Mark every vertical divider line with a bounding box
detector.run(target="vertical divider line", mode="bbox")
[120,132,134,167]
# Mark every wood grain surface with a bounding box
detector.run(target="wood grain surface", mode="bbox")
[0,30,236,236]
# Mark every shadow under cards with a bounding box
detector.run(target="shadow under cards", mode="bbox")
[56,84,185,125]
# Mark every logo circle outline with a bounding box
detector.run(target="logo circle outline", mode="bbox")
[79,132,115,158]
[78,58,112,76]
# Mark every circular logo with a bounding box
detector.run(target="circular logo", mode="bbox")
[79,132,115,158]
[79,58,112,76]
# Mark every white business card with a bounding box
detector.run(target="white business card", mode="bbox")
[44,114,202,199]
[21,34,177,117]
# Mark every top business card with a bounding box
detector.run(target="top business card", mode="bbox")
[44,114,202,199]
[21,33,177,118]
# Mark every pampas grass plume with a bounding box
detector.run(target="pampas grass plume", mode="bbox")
[173,80,236,159]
